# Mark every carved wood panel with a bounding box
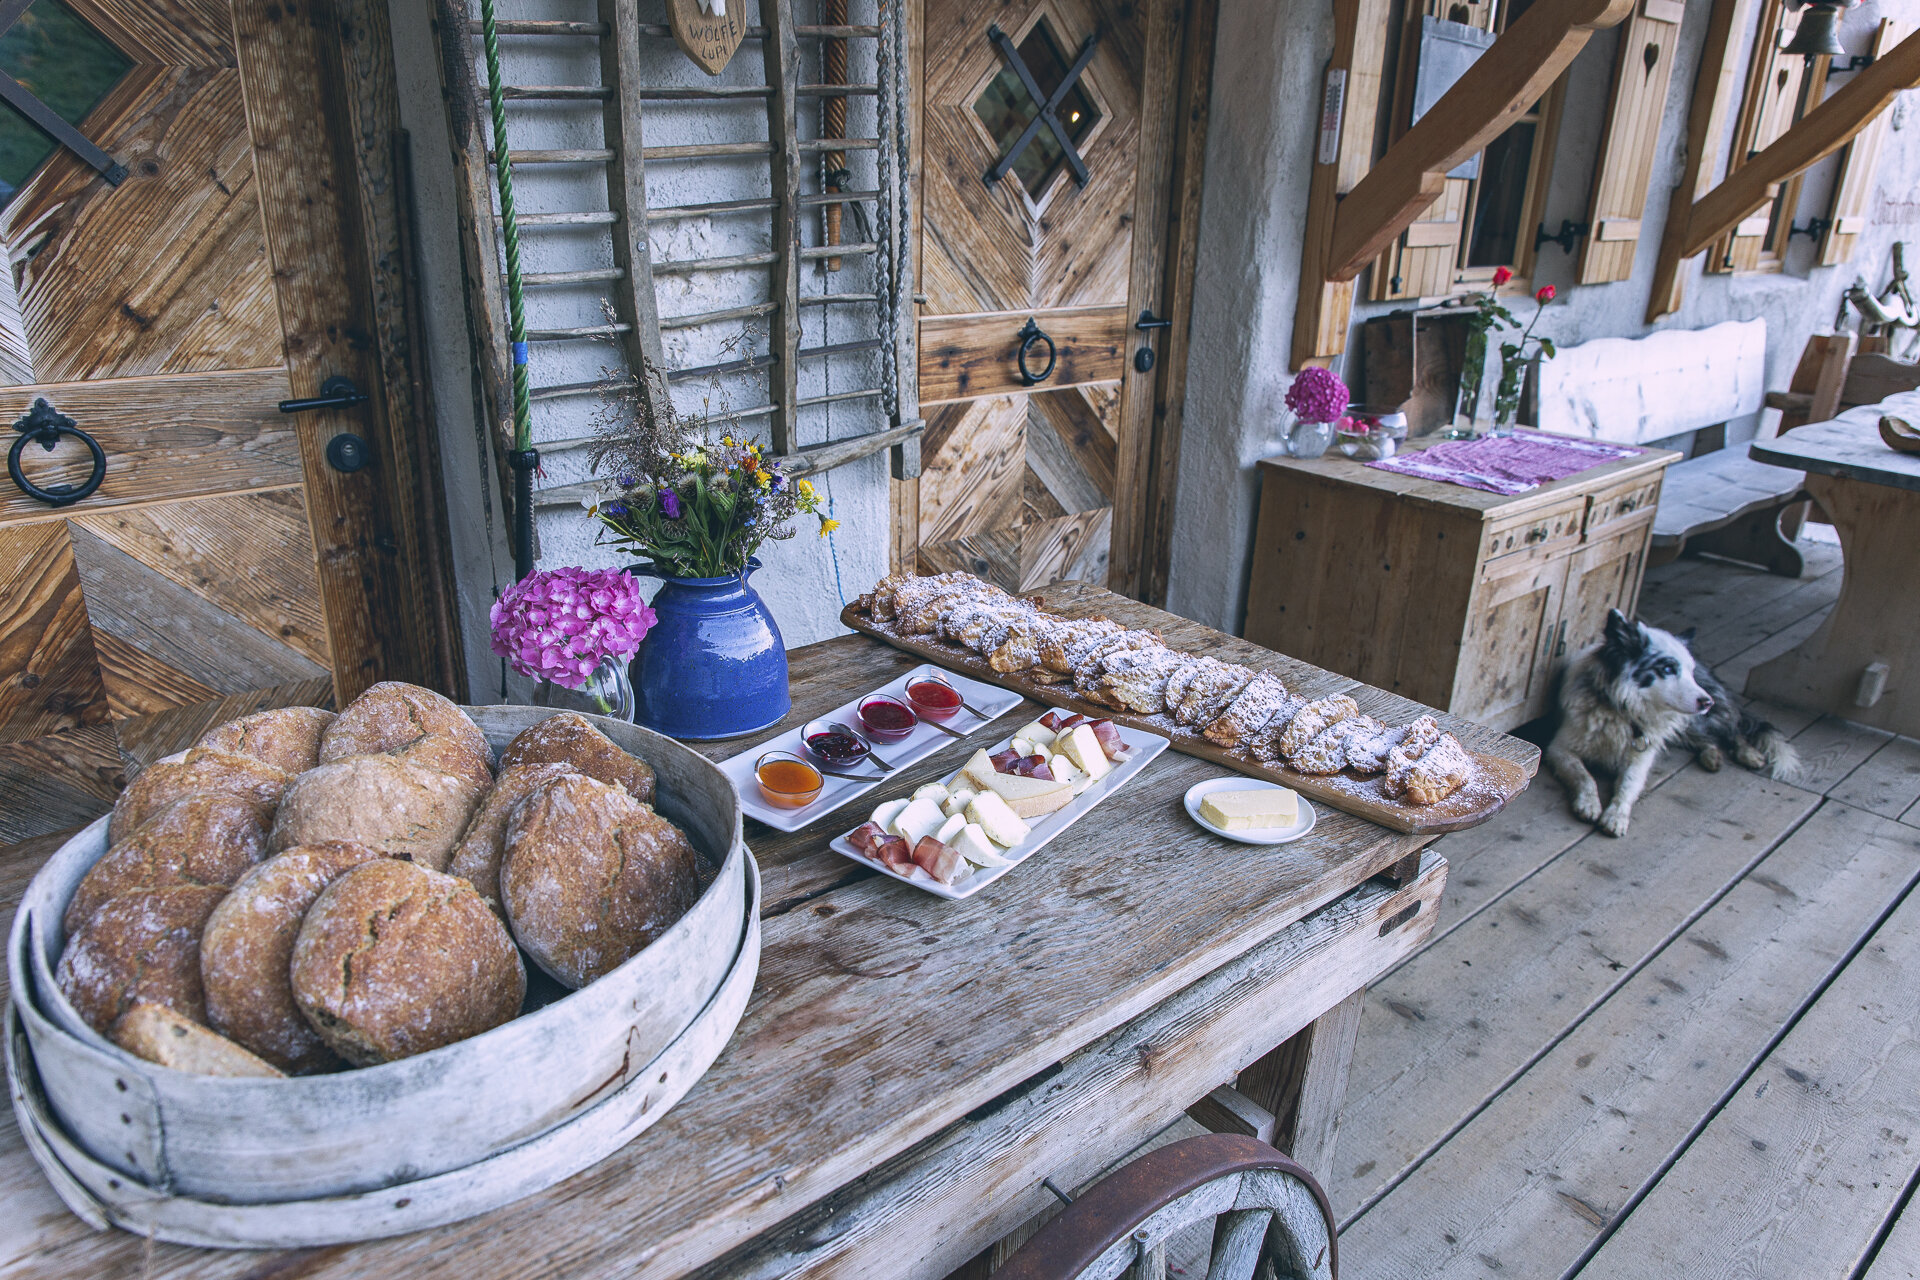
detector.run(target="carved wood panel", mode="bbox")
[0,0,411,843]
[914,0,1161,591]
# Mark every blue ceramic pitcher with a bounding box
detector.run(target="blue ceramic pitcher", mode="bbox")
[628,558,790,740]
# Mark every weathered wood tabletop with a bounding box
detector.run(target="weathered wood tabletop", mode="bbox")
[1750,417,1920,491]
[0,589,1537,1279]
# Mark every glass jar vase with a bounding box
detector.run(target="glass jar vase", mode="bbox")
[532,655,636,721]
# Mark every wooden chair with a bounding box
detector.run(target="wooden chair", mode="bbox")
[992,1134,1337,1280]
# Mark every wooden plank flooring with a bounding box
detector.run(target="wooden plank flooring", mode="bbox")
[1339,543,1920,1279]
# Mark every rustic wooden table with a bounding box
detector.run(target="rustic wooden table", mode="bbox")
[0,588,1537,1279]
[1748,421,1920,736]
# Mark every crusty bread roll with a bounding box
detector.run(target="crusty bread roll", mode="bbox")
[55,885,228,1033]
[268,755,481,869]
[502,774,701,988]
[112,1003,284,1078]
[446,762,579,911]
[64,794,267,938]
[108,750,291,845]
[499,711,655,805]
[320,682,493,795]
[290,860,525,1065]
[201,841,392,1073]
[195,705,336,774]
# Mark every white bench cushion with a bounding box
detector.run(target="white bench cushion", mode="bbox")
[1535,318,1767,446]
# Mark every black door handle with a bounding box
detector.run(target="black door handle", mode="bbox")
[1135,309,1172,330]
[8,398,105,507]
[279,375,369,414]
[1017,318,1057,386]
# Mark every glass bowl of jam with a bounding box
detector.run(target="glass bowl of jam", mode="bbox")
[858,694,918,742]
[754,750,823,809]
[905,674,964,721]
[802,720,871,768]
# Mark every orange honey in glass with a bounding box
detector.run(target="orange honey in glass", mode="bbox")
[755,750,824,808]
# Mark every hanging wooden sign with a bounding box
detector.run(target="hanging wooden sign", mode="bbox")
[669,0,749,75]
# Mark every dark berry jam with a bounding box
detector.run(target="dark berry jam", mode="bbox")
[859,696,917,740]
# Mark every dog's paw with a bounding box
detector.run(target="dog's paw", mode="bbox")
[1571,787,1604,823]
[1696,745,1725,772]
[1597,805,1631,837]
[1734,745,1768,771]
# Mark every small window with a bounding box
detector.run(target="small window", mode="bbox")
[1712,0,1819,275]
[0,0,131,209]
[973,20,1101,199]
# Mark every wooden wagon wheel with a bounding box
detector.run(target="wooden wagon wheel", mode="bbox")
[995,1135,1338,1280]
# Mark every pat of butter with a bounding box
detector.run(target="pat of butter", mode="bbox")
[1200,787,1299,831]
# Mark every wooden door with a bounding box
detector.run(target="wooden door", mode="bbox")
[907,0,1182,594]
[0,0,441,844]
[1456,552,1569,730]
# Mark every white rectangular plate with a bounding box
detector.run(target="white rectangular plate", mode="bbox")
[828,724,1171,899]
[721,663,1027,832]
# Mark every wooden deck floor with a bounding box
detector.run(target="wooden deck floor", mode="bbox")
[1335,538,1920,1279]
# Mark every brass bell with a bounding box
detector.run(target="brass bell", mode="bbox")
[1782,0,1856,60]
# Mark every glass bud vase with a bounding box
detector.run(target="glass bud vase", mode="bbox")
[1490,353,1528,438]
[533,656,636,722]
[1446,325,1489,439]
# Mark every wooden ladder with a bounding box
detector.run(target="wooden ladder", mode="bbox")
[438,0,920,515]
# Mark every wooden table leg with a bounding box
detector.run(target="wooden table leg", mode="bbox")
[1746,472,1920,736]
[1232,987,1367,1181]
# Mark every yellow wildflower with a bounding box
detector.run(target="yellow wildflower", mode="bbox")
[818,517,840,537]
[756,469,771,489]
[797,478,815,499]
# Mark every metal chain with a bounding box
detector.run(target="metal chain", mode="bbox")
[477,0,533,453]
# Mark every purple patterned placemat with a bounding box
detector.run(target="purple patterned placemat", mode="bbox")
[1365,433,1644,495]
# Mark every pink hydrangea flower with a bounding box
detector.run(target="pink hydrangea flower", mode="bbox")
[489,566,656,690]
[1284,366,1351,425]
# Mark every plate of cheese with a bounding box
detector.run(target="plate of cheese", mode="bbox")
[829,710,1169,899]
[1183,777,1316,845]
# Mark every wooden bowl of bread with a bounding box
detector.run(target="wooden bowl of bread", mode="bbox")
[6,688,759,1247]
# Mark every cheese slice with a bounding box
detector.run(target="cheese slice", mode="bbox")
[1058,724,1112,780]
[870,798,909,831]
[960,748,1000,793]
[941,788,977,818]
[891,795,947,844]
[912,782,951,806]
[966,791,1031,847]
[934,811,968,846]
[1016,720,1056,750]
[1199,787,1299,831]
[954,822,1012,867]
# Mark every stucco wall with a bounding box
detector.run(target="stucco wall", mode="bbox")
[1168,0,1920,636]
[388,0,894,702]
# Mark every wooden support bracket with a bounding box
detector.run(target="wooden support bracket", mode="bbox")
[1293,0,1631,368]
[1651,20,1920,321]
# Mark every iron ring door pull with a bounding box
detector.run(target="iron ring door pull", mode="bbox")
[1017,318,1057,386]
[8,398,105,508]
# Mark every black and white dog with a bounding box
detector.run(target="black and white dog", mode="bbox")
[1546,609,1797,836]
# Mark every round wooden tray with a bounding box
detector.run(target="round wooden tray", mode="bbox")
[6,706,760,1246]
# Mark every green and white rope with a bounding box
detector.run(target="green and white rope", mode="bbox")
[478,0,533,453]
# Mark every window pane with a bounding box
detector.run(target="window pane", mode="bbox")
[972,21,1099,198]
[1466,119,1536,268]
[0,0,131,208]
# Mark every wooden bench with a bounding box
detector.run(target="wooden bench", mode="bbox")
[1532,318,1814,576]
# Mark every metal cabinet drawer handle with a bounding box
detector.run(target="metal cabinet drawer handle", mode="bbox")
[1016,318,1057,386]
[8,398,105,508]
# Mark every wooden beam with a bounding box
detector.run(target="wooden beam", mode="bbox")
[1678,27,1920,262]
[1323,0,1633,282]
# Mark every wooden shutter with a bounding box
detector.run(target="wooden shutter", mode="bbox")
[1712,0,1814,274]
[1577,0,1684,284]
[1820,18,1908,266]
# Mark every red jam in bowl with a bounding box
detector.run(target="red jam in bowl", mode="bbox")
[859,695,918,741]
[805,729,867,765]
[905,677,963,720]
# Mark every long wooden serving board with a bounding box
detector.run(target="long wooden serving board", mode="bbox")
[840,588,1532,836]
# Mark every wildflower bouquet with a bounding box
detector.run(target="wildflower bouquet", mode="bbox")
[587,362,838,579]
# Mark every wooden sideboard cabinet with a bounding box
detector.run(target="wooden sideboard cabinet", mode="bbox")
[1244,440,1680,731]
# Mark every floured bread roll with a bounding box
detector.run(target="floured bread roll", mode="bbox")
[320,682,494,795]
[291,859,525,1065]
[65,793,267,937]
[56,885,228,1033]
[108,750,290,845]
[446,762,580,911]
[502,774,701,988]
[195,706,336,775]
[497,711,655,805]
[201,841,392,1073]
[268,755,481,869]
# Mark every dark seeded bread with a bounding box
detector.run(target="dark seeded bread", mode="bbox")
[498,711,655,805]
[56,886,228,1033]
[268,755,482,870]
[65,793,267,938]
[195,706,336,774]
